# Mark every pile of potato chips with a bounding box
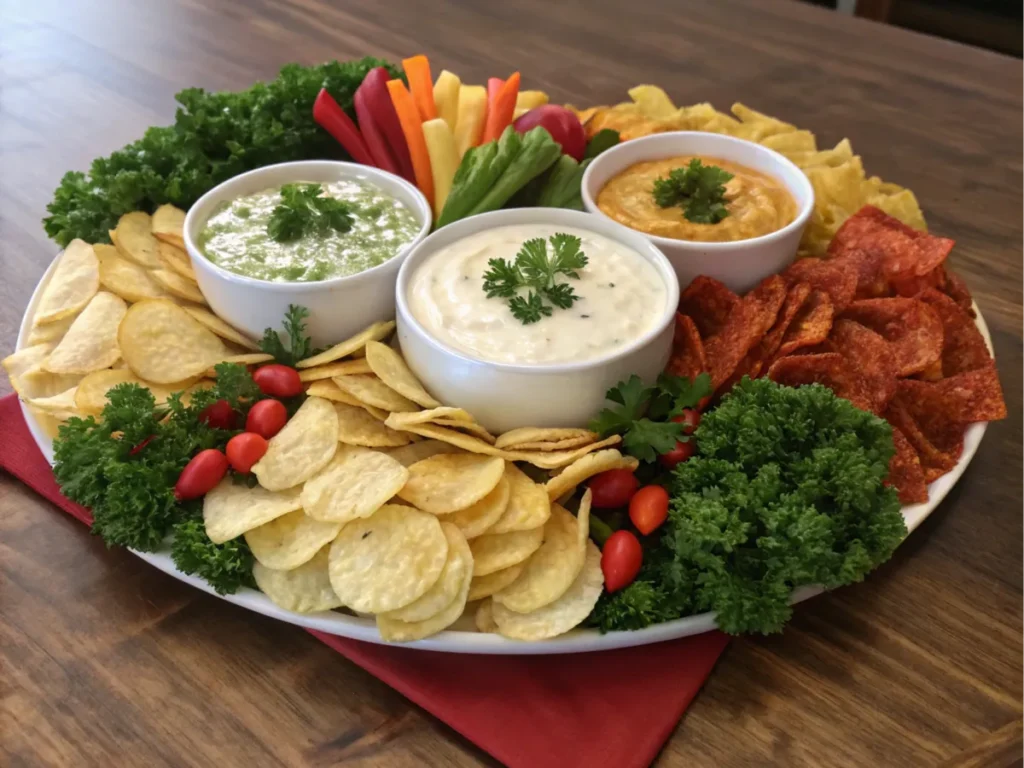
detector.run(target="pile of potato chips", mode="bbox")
[195,322,642,641]
[667,205,1007,505]
[569,86,926,256]
[3,206,271,437]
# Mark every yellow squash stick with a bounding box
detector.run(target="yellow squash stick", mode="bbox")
[514,90,549,119]
[453,84,488,158]
[421,118,459,219]
[433,70,462,132]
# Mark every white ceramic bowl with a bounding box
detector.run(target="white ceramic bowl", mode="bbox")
[395,208,680,434]
[581,131,815,294]
[183,161,432,347]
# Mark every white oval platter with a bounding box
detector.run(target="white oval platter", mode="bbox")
[16,252,990,654]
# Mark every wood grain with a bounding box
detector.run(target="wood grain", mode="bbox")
[1,0,1021,766]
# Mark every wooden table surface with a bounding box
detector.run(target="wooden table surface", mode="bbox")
[2,0,1021,765]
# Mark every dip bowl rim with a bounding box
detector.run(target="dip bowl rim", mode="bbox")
[182,159,433,292]
[579,130,815,251]
[395,207,680,375]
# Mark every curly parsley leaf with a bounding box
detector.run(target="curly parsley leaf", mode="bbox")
[481,233,588,324]
[258,304,322,366]
[267,183,352,243]
[171,516,257,594]
[652,158,733,224]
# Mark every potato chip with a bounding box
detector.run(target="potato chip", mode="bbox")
[305,379,366,407]
[157,241,196,281]
[244,510,343,571]
[212,352,274,368]
[678,275,739,338]
[252,396,339,491]
[44,292,126,374]
[26,386,79,418]
[439,474,510,539]
[27,314,76,345]
[253,547,343,613]
[470,525,545,577]
[826,319,899,414]
[776,290,834,358]
[767,353,874,413]
[381,523,471,623]
[301,444,409,523]
[918,289,991,376]
[297,358,372,382]
[491,540,603,641]
[203,477,303,544]
[761,130,817,156]
[95,244,168,302]
[113,211,163,269]
[545,449,639,502]
[34,239,100,324]
[364,341,440,408]
[731,103,797,140]
[494,427,596,451]
[151,204,186,249]
[475,599,498,632]
[389,406,495,442]
[628,85,676,118]
[3,344,55,396]
[73,368,200,414]
[468,563,524,601]
[386,439,464,467]
[665,313,708,383]
[181,306,257,350]
[886,427,928,505]
[376,532,473,642]
[328,504,448,613]
[489,463,551,534]
[398,454,505,514]
[492,500,587,614]
[118,299,229,383]
[19,367,83,401]
[332,374,419,412]
[151,268,206,304]
[334,402,411,447]
[783,258,857,314]
[430,418,497,443]
[296,320,395,369]
[704,275,787,390]
[26,405,66,438]
[842,298,943,377]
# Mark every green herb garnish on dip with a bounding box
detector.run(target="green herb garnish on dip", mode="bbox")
[482,233,588,324]
[199,178,420,282]
[651,158,733,224]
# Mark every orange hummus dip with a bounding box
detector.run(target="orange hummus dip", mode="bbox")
[597,156,797,242]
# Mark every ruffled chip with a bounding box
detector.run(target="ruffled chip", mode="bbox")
[665,313,707,382]
[826,319,899,414]
[678,276,739,338]
[703,275,786,389]
[776,289,834,359]
[841,298,942,377]
[897,369,1007,425]
[766,353,874,413]
[886,426,928,505]
[884,397,962,482]
[918,289,992,377]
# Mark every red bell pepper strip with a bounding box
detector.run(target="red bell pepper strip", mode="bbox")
[354,85,400,175]
[312,88,375,167]
[487,77,504,110]
[360,67,416,182]
[480,72,520,144]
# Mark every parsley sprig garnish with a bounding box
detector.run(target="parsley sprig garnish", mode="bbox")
[652,159,733,224]
[482,233,588,324]
[258,304,323,367]
[589,372,712,462]
[267,183,353,243]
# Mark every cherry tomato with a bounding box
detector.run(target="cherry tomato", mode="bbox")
[601,530,643,593]
[175,449,229,500]
[629,485,670,535]
[588,468,639,509]
[198,399,237,430]
[512,105,587,161]
[672,409,701,435]
[659,438,696,469]
[245,398,288,439]
[253,364,303,398]
[226,432,268,474]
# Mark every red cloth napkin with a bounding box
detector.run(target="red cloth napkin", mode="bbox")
[0,393,728,768]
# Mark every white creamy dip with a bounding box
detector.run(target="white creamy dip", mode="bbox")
[407,224,667,365]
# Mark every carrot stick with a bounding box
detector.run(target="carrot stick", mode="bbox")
[386,79,434,207]
[487,78,504,109]
[480,72,520,144]
[402,55,437,122]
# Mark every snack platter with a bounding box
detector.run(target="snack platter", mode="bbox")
[5,57,1007,654]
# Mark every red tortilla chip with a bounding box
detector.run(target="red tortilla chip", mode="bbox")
[679,276,739,338]
[827,319,899,414]
[918,288,992,376]
[889,265,946,298]
[941,270,975,317]
[666,313,707,381]
[841,298,943,377]
[898,369,1007,424]
[766,353,874,412]
[886,426,928,505]
[782,257,857,312]
[704,275,787,390]
[775,290,834,358]
[884,395,963,480]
